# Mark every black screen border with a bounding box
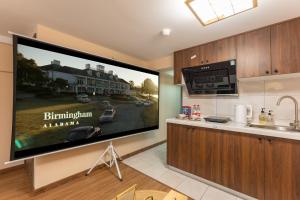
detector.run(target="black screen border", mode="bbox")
[11,35,159,160]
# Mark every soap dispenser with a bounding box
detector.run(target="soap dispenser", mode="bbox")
[267,110,274,125]
[259,108,267,125]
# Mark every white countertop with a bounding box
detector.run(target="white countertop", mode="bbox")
[166,118,300,141]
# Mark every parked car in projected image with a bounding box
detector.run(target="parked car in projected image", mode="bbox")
[135,100,144,106]
[65,126,102,142]
[99,108,117,123]
[76,94,91,103]
[102,100,112,108]
[144,100,153,107]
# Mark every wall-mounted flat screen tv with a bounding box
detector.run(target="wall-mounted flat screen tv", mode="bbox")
[11,35,159,160]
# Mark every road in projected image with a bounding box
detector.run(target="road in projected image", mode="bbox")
[15,95,158,151]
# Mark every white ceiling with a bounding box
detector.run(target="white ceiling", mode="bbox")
[0,0,299,60]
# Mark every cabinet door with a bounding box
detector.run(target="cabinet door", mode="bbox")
[195,128,222,184]
[222,132,265,200]
[237,27,271,78]
[264,138,300,200]
[182,46,202,68]
[174,50,184,84]
[214,37,236,62]
[167,123,196,172]
[167,124,222,184]
[203,37,236,64]
[202,42,217,64]
[271,18,300,75]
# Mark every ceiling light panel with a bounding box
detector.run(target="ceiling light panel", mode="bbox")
[186,0,258,26]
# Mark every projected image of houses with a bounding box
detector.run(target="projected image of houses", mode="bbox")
[15,44,159,151]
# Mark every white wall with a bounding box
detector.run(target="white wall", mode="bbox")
[0,41,25,170]
[182,77,300,125]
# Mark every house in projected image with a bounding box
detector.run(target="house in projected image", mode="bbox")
[40,60,130,95]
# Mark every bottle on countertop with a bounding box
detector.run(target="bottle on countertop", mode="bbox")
[266,110,274,125]
[259,108,267,125]
[196,105,201,117]
[190,104,201,120]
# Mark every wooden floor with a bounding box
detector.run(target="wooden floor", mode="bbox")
[0,163,174,200]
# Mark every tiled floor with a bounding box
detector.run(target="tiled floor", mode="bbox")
[123,143,244,200]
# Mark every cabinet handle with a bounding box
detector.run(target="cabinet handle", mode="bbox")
[274,69,279,73]
[201,61,204,64]
[265,70,270,74]
[190,54,197,60]
[268,139,272,144]
[206,60,209,63]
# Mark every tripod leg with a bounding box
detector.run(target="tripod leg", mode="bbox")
[113,148,123,161]
[112,150,122,181]
[86,146,110,176]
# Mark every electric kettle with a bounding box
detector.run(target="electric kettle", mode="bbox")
[235,104,253,124]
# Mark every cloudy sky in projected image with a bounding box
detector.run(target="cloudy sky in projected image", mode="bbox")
[18,44,158,87]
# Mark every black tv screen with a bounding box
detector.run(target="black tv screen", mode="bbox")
[11,35,159,160]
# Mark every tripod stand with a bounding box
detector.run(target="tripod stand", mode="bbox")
[86,141,122,181]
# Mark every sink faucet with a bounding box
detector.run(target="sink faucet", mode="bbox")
[277,96,299,129]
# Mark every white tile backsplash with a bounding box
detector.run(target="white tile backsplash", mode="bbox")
[182,78,300,123]
[216,96,264,121]
[182,96,217,116]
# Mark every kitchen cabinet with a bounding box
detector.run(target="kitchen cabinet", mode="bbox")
[237,27,271,78]
[173,50,184,84]
[173,46,202,84]
[167,123,196,172]
[200,37,236,65]
[195,127,222,184]
[182,46,202,68]
[173,37,236,84]
[264,138,300,200]
[271,17,300,75]
[221,131,265,200]
[213,36,236,63]
[173,17,300,83]
[167,123,300,200]
[167,123,222,184]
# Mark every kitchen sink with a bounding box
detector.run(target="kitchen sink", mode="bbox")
[247,123,300,133]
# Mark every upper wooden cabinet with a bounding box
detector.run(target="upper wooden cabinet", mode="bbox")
[173,37,236,84]
[173,50,184,84]
[213,36,236,63]
[182,46,202,68]
[173,17,300,84]
[237,27,271,78]
[201,37,236,65]
[271,18,300,75]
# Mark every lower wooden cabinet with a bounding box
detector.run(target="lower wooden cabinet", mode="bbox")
[167,123,300,200]
[167,124,194,172]
[167,124,221,184]
[194,128,222,184]
[264,138,300,200]
[221,131,265,200]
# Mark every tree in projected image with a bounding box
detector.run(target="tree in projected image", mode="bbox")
[141,78,157,99]
[16,53,48,87]
[129,80,135,89]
